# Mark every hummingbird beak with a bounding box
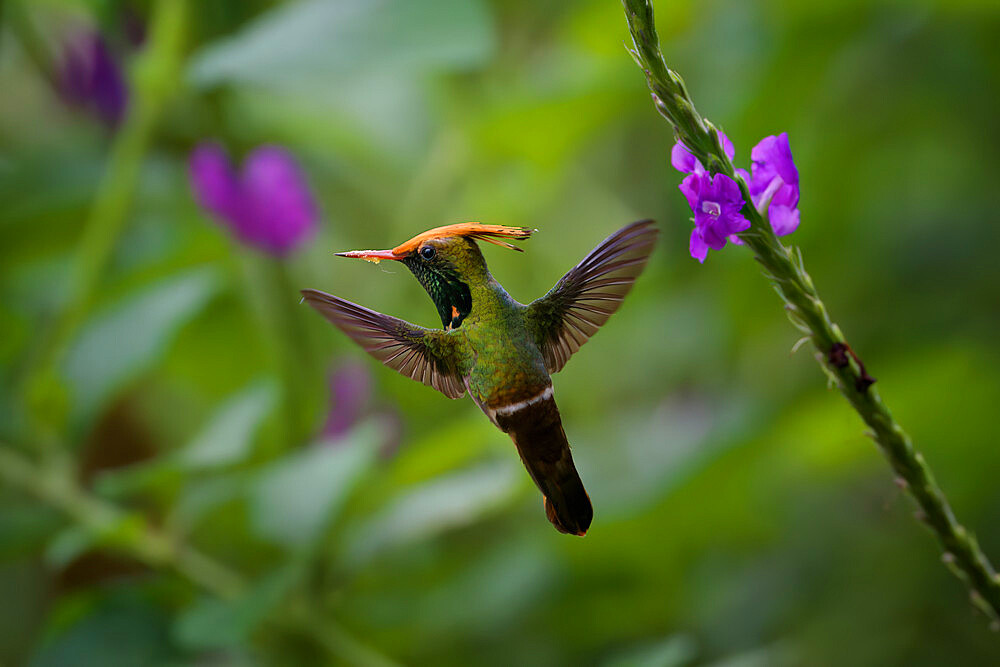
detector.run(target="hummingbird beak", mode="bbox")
[334,249,402,264]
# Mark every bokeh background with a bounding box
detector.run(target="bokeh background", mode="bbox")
[2,0,1000,665]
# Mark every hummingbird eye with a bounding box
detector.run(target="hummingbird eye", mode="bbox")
[420,246,436,260]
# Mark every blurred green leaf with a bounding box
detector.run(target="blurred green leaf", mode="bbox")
[63,268,221,429]
[188,0,494,90]
[250,423,381,547]
[95,376,278,504]
[170,472,253,534]
[381,415,497,487]
[344,461,520,565]
[31,601,173,667]
[0,505,61,559]
[44,526,95,569]
[581,395,749,518]
[602,635,698,667]
[416,538,557,637]
[43,515,147,569]
[173,562,302,650]
[179,379,277,470]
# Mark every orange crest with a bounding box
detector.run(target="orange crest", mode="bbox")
[392,222,535,255]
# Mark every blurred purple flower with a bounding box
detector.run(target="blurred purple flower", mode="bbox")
[323,360,372,438]
[189,143,319,256]
[680,171,750,263]
[321,360,404,457]
[58,31,128,127]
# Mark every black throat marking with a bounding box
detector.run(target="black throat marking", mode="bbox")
[402,256,472,330]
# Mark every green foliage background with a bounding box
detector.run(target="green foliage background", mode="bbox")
[2,0,1000,665]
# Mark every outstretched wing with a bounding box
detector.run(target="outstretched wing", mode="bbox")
[301,289,467,399]
[524,219,658,373]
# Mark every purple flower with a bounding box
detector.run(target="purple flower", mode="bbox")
[320,360,404,457]
[679,171,750,263]
[748,132,800,236]
[671,131,801,260]
[189,143,319,256]
[58,31,128,127]
[671,132,734,175]
[323,361,372,438]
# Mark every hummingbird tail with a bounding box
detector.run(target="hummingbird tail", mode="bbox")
[494,388,593,536]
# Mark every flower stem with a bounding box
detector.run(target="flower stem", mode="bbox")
[6,0,59,91]
[21,0,188,442]
[622,0,1000,624]
[239,253,321,449]
[0,443,398,662]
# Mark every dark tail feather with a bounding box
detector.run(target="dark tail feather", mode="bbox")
[539,459,593,536]
[494,391,593,536]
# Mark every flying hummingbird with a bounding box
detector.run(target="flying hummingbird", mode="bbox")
[301,219,657,535]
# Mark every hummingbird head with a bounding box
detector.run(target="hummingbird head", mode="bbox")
[336,223,534,330]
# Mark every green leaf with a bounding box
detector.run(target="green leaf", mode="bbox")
[43,515,148,569]
[602,636,698,667]
[188,0,494,90]
[250,423,381,547]
[173,563,302,650]
[31,602,173,667]
[178,380,277,470]
[63,268,220,429]
[344,461,520,565]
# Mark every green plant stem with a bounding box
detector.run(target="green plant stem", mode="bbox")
[623,0,1000,624]
[6,0,58,90]
[23,0,188,440]
[0,445,243,598]
[0,444,397,662]
[240,253,319,449]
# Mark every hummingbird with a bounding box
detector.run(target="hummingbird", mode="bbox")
[301,219,657,536]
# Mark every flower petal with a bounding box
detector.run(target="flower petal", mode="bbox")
[324,361,372,438]
[89,36,127,126]
[689,228,709,263]
[700,220,730,250]
[769,205,800,236]
[242,146,318,256]
[679,173,702,211]
[58,31,128,127]
[750,132,799,195]
[671,141,700,174]
[718,131,735,161]
[189,143,242,226]
[770,182,799,209]
[717,172,744,205]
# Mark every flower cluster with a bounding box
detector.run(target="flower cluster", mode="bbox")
[672,132,800,262]
[189,143,318,257]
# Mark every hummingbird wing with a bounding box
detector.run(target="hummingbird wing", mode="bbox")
[301,289,467,399]
[524,219,658,373]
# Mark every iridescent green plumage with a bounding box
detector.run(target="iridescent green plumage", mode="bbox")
[302,220,658,535]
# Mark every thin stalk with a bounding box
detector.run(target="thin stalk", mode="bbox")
[239,253,320,449]
[23,0,188,440]
[0,444,397,662]
[0,445,243,598]
[6,0,59,90]
[622,0,1000,624]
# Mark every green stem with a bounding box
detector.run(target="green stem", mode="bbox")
[283,602,402,667]
[623,0,1000,625]
[239,253,319,449]
[6,0,58,90]
[0,444,243,598]
[0,444,397,662]
[23,0,188,440]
